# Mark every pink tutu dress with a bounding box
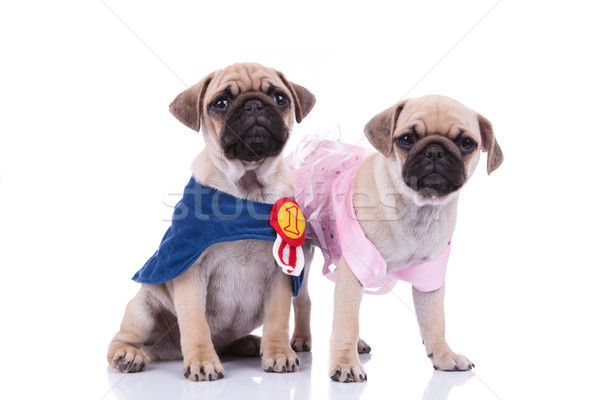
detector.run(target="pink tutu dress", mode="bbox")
[286,136,450,294]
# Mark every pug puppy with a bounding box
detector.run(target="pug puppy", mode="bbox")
[290,95,502,382]
[107,63,315,381]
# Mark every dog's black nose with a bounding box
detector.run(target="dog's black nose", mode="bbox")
[245,99,263,114]
[424,144,446,162]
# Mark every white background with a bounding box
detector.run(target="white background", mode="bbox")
[1,1,599,399]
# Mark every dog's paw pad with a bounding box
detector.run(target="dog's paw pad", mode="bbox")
[110,345,147,373]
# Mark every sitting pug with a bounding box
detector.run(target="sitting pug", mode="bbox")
[107,63,315,381]
[289,95,503,382]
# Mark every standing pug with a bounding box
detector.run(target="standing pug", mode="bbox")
[289,95,503,382]
[107,63,315,381]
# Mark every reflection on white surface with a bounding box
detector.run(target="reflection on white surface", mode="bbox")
[107,353,315,400]
[106,352,477,400]
[421,370,474,400]
[328,379,368,400]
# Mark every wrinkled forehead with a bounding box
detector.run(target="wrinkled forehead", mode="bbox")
[208,64,284,97]
[398,96,478,136]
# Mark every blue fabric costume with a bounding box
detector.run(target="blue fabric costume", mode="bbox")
[133,177,304,297]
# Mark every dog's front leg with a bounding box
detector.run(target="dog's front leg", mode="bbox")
[261,267,299,373]
[329,258,367,382]
[172,267,224,381]
[413,284,474,371]
[291,243,314,352]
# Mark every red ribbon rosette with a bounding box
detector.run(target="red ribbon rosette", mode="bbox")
[270,198,306,276]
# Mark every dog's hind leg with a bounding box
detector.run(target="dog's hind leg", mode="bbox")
[107,288,157,373]
[220,335,262,357]
[357,338,371,354]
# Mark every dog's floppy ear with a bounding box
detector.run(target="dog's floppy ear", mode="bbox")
[477,114,504,174]
[277,72,316,123]
[169,73,214,132]
[364,101,406,157]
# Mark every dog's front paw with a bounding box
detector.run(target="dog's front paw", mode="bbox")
[109,344,147,373]
[183,358,225,382]
[290,336,312,352]
[429,350,474,371]
[330,342,367,382]
[329,361,367,383]
[262,342,299,373]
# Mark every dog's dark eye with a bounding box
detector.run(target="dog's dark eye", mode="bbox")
[395,133,417,150]
[459,137,477,153]
[210,97,230,111]
[272,92,289,107]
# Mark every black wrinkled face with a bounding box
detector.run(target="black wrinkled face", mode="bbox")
[398,132,476,197]
[210,90,291,162]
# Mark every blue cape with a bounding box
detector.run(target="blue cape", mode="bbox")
[133,177,304,297]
